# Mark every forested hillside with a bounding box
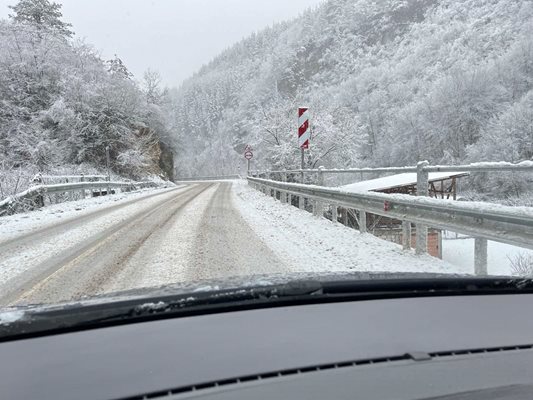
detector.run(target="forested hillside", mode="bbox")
[172,0,533,194]
[0,0,175,199]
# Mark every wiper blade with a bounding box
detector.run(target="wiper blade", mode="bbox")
[0,280,324,341]
[1,277,532,341]
[320,276,533,294]
[83,280,325,324]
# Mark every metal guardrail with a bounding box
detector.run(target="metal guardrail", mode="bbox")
[0,180,159,216]
[253,166,418,175]
[251,161,533,178]
[40,174,107,180]
[247,176,533,275]
[424,162,533,173]
[175,175,242,181]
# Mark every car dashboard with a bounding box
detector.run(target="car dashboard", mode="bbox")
[2,294,533,399]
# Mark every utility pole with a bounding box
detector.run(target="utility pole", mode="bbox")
[300,148,304,183]
[105,146,111,195]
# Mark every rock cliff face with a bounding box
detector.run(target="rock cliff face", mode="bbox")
[158,141,175,181]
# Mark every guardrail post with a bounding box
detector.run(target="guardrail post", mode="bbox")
[315,166,325,218]
[402,221,411,250]
[332,204,338,223]
[474,238,488,276]
[416,161,429,255]
[80,175,85,199]
[317,166,325,186]
[417,161,429,196]
[342,208,348,225]
[281,173,288,203]
[359,211,367,233]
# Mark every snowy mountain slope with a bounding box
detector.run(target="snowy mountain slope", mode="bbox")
[171,0,533,196]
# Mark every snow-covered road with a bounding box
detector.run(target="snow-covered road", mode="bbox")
[0,181,464,306]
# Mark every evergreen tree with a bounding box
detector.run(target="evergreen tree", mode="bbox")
[106,55,133,80]
[8,0,73,37]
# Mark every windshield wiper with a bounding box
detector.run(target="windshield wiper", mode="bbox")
[1,277,532,341]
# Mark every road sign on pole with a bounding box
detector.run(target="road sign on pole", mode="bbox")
[298,107,310,149]
[244,147,253,175]
[298,107,309,183]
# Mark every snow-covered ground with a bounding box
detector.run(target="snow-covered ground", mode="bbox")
[233,181,468,275]
[0,186,181,291]
[442,234,533,276]
[8,179,529,307]
[0,185,177,243]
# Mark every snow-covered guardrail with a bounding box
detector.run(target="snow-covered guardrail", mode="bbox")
[251,160,533,178]
[247,176,533,275]
[40,174,108,180]
[0,180,158,216]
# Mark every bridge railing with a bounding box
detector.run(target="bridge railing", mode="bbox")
[250,160,533,179]
[251,161,533,191]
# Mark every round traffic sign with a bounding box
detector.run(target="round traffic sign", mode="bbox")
[244,151,253,160]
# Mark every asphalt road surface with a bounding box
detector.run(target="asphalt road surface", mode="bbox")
[0,182,287,306]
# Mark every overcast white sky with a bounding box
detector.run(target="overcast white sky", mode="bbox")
[0,0,324,87]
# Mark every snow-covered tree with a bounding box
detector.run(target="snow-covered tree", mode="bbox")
[167,0,533,193]
[0,8,174,191]
[8,0,73,37]
[106,55,133,80]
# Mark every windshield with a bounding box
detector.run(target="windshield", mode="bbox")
[0,0,533,311]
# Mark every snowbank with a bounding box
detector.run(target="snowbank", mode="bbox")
[0,186,178,243]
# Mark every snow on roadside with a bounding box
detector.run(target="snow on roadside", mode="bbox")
[442,235,533,276]
[0,185,179,243]
[0,185,186,288]
[232,181,470,275]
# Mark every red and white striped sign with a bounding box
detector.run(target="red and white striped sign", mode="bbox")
[298,107,310,149]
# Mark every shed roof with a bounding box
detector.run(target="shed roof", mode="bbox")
[340,172,468,193]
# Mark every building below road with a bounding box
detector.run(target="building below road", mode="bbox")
[337,172,470,258]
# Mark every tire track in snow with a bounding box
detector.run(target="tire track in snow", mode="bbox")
[0,186,184,252]
[101,183,222,293]
[1,184,211,305]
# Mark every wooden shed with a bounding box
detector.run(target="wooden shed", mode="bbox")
[338,171,469,258]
